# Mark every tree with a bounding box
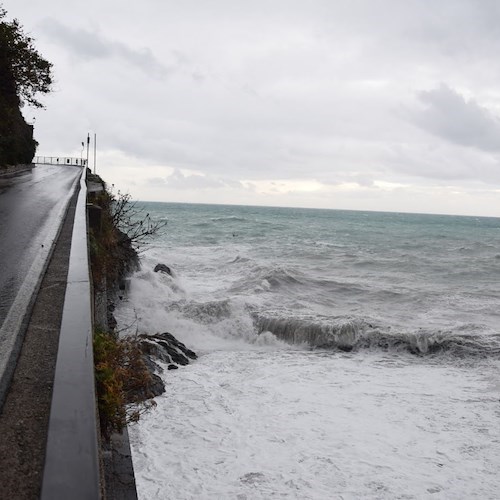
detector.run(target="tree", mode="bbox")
[0,5,52,165]
[0,5,52,109]
[110,191,168,252]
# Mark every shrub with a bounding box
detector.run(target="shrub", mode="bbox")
[94,329,157,439]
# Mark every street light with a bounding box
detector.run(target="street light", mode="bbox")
[86,133,90,168]
[81,141,84,165]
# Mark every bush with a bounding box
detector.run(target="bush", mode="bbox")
[94,329,157,439]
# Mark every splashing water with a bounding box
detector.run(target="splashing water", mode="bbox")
[117,203,500,499]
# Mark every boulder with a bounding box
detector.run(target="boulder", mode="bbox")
[126,331,197,403]
[154,263,172,275]
[148,373,166,398]
[139,331,197,369]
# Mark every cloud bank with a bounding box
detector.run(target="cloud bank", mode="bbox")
[5,0,500,215]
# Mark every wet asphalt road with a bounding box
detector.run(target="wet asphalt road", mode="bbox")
[0,164,81,329]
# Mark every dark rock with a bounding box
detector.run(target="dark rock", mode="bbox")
[167,364,178,370]
[107,311,117,331]
[151,332,198,360]
[148,374,165,398]
[124,370,165,403]
[183,348,197,360]
[124,353,166,403]
[154,263,172,275]
[142,353,163,375]
[107,300,118,330]
[116,229,140,280]
[139,339,172,364]
[87,204,102,233]
[337,344,353,352]
[138,331,198,370]
[158,341,190,365]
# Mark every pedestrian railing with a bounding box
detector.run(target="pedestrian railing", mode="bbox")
[34,156,87,167]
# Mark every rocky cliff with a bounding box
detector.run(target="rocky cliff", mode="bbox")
[0,43,36,167]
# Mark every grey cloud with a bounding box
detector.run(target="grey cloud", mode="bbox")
[353,176,375,188]
[144,177,167,187]
[412,84,500,152]
[16,0,500,215]
[383,140,500,184]
[165,169,241,190]
[39,18,171,78]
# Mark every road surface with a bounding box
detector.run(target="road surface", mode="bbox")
[0,164,81,400]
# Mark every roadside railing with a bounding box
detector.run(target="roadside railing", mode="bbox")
[34,156,87,167]
[41,167,101,499]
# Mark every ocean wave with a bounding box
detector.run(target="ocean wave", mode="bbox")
[262,267,303,288]
[256,315,360,351]
[308,277,368,295]
[357,330,500,357]
[352,259,378,267]
[210,216,248,223]
[228,265,306,294]
[457,242,496,252]
[228,255,251,264]
[174,299,235,324]
[256,314,500,358]
[124,264,500,359]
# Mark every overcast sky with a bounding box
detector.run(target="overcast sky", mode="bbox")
[6,0,500,216]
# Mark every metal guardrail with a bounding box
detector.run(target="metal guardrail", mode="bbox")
[41,167,101,499]
[34,156,88,167]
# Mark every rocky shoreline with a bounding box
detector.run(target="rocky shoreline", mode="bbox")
[102,260,198,500]
[136,331,198,397]
[88,172,197,499]
[107,263,198,402]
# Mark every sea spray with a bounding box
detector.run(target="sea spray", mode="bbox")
[117,202,500,499]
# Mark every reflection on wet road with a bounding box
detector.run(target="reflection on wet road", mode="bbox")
[0,164,81,328]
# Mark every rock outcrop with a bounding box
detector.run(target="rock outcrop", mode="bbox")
[154,263,172,275]
[0,41,36,167]
[139,331,197,373]
[121,332,198,401]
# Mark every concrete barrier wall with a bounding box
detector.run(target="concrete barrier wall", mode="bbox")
[41,167,101,499]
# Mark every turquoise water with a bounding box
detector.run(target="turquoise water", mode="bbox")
[131,202,500,356]
[122,203,500,498]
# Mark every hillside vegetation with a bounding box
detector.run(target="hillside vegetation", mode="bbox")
[0,5,52,167]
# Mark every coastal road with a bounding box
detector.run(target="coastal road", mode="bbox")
[0,164,81,401]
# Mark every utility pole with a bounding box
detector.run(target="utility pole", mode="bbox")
[93,133,97,175]
[86,133,90,168]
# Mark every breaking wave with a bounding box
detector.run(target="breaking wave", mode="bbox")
[122,263,500,360]
[256,314,500,358]
[210,216,248,223]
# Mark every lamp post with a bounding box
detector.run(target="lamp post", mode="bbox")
[86,133,90,168]
[81,141,84,166]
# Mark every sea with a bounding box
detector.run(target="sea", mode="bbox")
[115,202,500,500]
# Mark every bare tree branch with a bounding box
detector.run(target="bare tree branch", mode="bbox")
[111,191,168,252]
